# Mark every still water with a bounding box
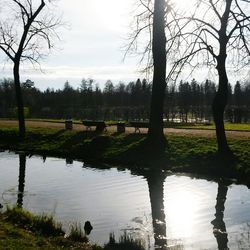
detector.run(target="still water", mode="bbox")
[0,151,250,249]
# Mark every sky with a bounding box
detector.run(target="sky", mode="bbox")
[0,0,249,91]
[0,0,140,90]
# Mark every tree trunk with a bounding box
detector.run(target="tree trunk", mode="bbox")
[212,56,231,155]
[212,0,232,155]
[13,62,26,139]
[147,0,167,150]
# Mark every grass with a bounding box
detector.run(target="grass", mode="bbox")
[166,122,250,131]
[3,206,64,237]
[0,207,102,250]
[104,233,145,250]
[0,207,145,250]
[0,125,249,183]
[67,223,88,242]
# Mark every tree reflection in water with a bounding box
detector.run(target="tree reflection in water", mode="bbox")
[16,154,249,250]
[17,154,26,207]
[145,170,167,249]
[211,181,230,250]
[135,168,184,250]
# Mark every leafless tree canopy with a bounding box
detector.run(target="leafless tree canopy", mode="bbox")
[125,0,183,80]
[0,0,62,66]
[0,0,63,138]
[173,0,250,72]
[126,0,250,81]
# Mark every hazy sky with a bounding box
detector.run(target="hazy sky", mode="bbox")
[0,0,140,90]
[0,0,248,90]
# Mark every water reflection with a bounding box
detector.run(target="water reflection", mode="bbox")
[144,170,167,249]
[66,158,73,165]
[211,181,231,250]
[3,152,250,250]
[42,156,46,163]
[17,154,26,208]
[235,223,250,249]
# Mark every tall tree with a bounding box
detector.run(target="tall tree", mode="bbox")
[126,0,182,150]
[211,0,233,154]
[0,0,61,138]
[147,0,167,148]
[173,0,250,154]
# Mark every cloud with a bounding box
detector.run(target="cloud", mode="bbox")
[0,63,141,90]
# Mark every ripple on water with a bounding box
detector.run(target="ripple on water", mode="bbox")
[1,151,250,250]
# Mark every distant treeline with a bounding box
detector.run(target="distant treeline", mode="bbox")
[0,78,250,123]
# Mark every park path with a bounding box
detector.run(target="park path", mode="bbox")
[0,120,249,139]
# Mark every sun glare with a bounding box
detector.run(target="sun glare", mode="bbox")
[172,0,197,13]
[94,0,133,31]
[164,188,200,238]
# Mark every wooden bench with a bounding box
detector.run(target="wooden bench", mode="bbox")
[82,120,107,132]
[129,121,149,133]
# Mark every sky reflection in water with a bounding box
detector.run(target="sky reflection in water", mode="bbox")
[0,151,250,249]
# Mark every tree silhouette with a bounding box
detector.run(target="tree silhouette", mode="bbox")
[173,0,250,154]
[146,0,168,149]
[0,0,62,138]
[126,0,184,149]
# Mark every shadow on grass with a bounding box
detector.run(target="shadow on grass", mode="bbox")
[106,134,170,168]
[0,128,20,145]
[55,131,113,161]
[106,134,243,181]
[176,152,239,178]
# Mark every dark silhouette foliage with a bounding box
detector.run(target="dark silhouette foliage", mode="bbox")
[1,78,250,123]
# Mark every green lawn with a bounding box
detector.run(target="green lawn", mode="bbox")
[164,122,250,131]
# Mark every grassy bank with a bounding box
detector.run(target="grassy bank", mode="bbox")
[0,125,249,182]
[0,207,101,250]
[0,207,144,250]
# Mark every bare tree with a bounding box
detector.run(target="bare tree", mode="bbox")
[0,0,62,138]
[172,0,250,154]
[147,0,167,148]
[126,0,181,149]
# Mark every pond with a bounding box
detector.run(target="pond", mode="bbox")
[0,151,250,249]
